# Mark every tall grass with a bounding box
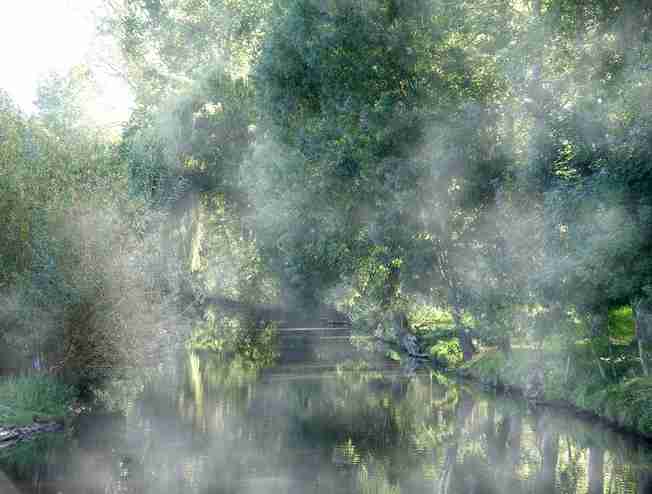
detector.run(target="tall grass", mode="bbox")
[0,375,76,426]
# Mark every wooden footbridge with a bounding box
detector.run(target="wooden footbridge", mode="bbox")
[276,323,355,362]
[263,305,357,363]
[200,296,357,362]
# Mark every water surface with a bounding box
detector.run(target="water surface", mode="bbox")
[2,352,652,493]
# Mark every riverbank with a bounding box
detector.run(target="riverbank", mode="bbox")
[0,375,76,428]
[459,348,652,440]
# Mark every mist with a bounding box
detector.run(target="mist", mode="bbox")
[2,0,652,492]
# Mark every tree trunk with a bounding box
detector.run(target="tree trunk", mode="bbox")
[459,329,476,362]
[588,309,608,380]
[500,334,512,356]
[639,338,649,377]
[381,262,400,310]
[450,295,475,362]
[530,0,545,147]
[429,218,475,362]
[564,353,571,385]
[575,0,585,48]
[393,311,426,358]
[621,0,635,68]
[380,263,426,357]
[633,297,652,376]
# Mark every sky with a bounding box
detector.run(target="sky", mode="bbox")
[0,0,133,127]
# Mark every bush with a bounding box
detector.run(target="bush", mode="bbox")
[463,347,652,438]
[0,375,76,426]
[186,309,279,366]
[599,378,652,436]
[410,306,454,333]
[467,350,514,388]
[429,339,462,368]
[609,306,636,343]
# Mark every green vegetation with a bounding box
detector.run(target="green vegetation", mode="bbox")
[1,0,652,439]
[462,344,652,437]
[186,311,279,365]
[0,375,76,426]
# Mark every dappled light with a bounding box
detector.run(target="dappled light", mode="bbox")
[2,0,652,492]
[4,355,652,493]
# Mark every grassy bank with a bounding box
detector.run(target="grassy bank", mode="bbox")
[461,348,652,438]
[0,375,76,427]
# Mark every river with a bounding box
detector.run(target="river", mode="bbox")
[2,351,652,493]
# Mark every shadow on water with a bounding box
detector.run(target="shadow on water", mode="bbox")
[3,350,652,493]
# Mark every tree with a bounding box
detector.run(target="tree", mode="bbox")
[99,0,272,108]
[250,0,511,358]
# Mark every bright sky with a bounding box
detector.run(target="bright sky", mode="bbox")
[0,0,133,127]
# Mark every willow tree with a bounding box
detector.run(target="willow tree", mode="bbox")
[250,0,509,356]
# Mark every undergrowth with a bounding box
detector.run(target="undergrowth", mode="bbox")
[463,348,652,437]
[0,375,76,426]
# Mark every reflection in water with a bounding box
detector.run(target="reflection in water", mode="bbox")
[2,352,652,493]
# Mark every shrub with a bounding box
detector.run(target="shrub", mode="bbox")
[0,375,76,426]
[429,339,462,368]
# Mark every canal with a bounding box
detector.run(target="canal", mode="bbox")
[2,350,652,493]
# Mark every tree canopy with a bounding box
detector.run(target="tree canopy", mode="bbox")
[1,0,652,378]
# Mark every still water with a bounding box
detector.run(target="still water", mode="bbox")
[2,352,652,494]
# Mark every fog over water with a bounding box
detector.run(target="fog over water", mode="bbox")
[2,351,652,494]
[2,1,652,492]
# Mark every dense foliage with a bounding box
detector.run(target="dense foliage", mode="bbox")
[1,0,652,392]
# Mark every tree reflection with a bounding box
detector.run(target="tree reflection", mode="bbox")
[3,355,652,494]
[587,445,604,494]
[439,389,474,494]
[535,409,560,494]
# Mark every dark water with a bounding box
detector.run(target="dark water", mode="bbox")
[2,352,652,494]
